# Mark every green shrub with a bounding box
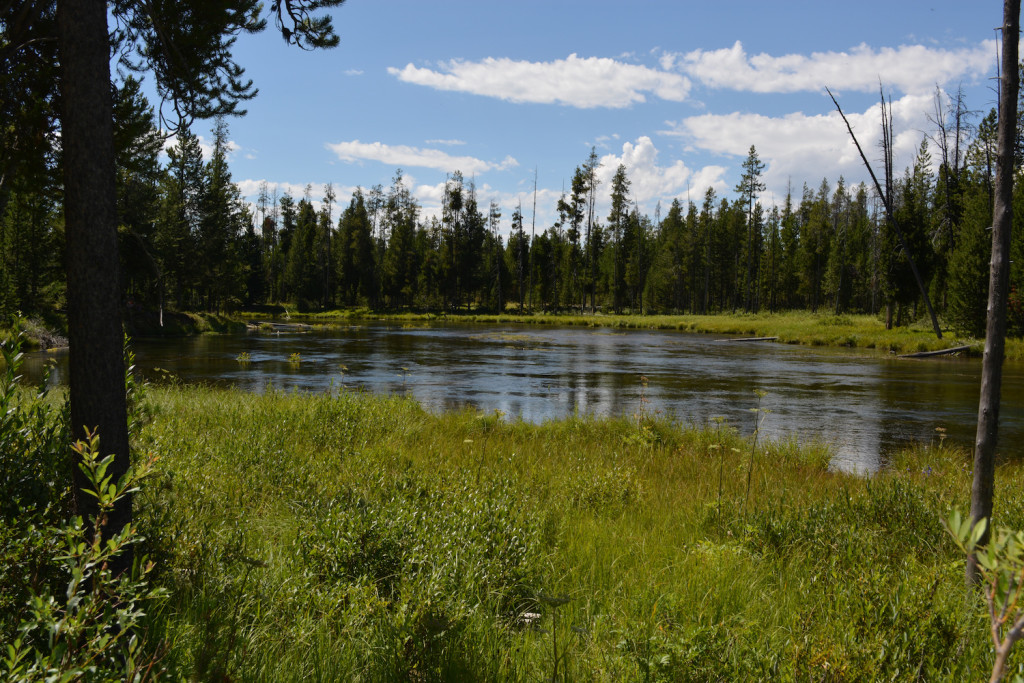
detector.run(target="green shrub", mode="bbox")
[2,433,165,681]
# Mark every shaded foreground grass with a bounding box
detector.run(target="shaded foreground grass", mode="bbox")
[133,384,1024,681]
[278,308,1022,360]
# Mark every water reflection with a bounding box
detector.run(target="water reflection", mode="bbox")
[19,323,1022,473]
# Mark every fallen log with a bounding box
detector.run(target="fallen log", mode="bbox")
[714,336,779,342]
[249,320,314,331]
[898,344,973,359]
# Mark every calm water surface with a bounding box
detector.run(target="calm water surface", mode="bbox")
[23,323,1024,473]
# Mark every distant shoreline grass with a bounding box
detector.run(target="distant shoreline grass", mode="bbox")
[130,383,1020,680]
[7,307,1014,360]
[250,306,1009,360]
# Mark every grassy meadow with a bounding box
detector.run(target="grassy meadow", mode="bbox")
[4,326,1024,681]
[117,383,1023,681]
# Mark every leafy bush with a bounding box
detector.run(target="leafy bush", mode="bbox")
[1,335,166,681]
[0,337,71,641]
[2,433,165,681]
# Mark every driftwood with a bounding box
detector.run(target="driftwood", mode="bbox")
[898,345,973,359]
[714,336,778,342]
[248,321,313,331]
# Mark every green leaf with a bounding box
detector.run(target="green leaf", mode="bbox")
[971,517,988,547]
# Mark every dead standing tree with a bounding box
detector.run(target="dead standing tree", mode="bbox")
[968,0,1020,588]
[827,87,944,340]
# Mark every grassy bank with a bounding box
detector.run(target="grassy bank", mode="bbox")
[6,306,1020,359]
[0,316,67,351]
[122,384,1021,680]
[280,307,1017,360]
[124,309,247,337]
[1,309,246,353]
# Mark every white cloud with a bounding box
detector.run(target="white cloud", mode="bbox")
[592,136,728,213]
[407,140,728,233]
[236,179,362,217]
[344,68,364,76]
[161,133,240,161]
[592,134,621,150]
[237,180,314,200]
[410,179,572,239]
[387,54,690,108]
[326,140,518,175]
[661,93,935,200]
[411,179,502,228]
[675,40,994,95]
[425,138,466,146]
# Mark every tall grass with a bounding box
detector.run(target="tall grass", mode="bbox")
[128,383,1024,680]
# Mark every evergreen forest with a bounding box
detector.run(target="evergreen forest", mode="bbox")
[3,76,1023,339]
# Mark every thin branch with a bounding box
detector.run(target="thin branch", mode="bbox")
[826,86,943,340]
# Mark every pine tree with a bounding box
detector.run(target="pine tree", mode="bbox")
[557,167,587,310]
[199,117,248,310]
[113,76,163,310]
[607,164,631,313]
[460,181,487,310]
[156,129,205,308]
[284,195,320,308]
[948,184,993,336]
[336,189,374,305]
[507,203,527,312]
[382,170,419,307]
[736,145,766,311]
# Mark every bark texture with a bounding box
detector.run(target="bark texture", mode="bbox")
[57,0,131,551]
[968,0,1020,587]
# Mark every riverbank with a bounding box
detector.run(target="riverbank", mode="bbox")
[269,307,1012,360]
[0,316,67,351]
[10,306,1009,360]
[123,384,1015,679]
[1,309,248,352]
[124,308,248,337]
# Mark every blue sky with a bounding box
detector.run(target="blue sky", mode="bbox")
[165,0,1003,232]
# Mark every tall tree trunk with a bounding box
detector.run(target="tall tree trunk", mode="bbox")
[57,0,131,565]
[968,0,1020,586]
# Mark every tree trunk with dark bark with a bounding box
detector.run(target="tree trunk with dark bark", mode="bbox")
[57,0,131,568]
[967,0,1020,587]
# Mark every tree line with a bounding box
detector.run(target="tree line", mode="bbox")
[3,79,1023,337]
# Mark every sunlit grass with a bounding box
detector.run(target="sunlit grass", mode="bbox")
[132,383,1024,680]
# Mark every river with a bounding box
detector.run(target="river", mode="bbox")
[20,322,1023,473]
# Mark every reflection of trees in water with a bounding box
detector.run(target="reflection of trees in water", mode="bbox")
[18,324,1023,473]
[876,360,981,456]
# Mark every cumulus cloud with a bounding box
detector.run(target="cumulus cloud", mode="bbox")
[236,179,362,216]
[161,133,240,161]
[592,136,728,212]
[674,40,994,95]
[411,179,514,228]
[661,93,935,198]
[326,140,518,175]
[387,54,691,108]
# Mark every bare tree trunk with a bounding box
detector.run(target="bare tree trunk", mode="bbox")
[529,168,536,312]
[57,0,131,569]
[827,87,944,340]
[968,0,1020,587]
